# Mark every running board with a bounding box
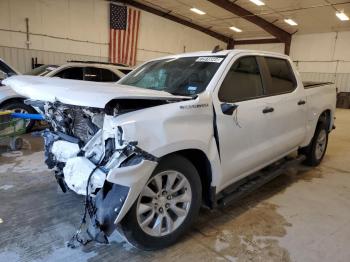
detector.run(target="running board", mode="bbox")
[217,155,305,208]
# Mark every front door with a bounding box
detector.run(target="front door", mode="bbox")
[213,55,276,191]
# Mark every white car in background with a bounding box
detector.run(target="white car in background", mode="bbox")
[0,60,133,130]
[45,61,133,82]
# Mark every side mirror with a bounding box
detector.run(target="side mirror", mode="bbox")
[221,103,238,115]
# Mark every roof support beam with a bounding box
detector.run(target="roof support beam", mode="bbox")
[234,38,281,45]
[207,0,291,53]
[111,0,233,44]
[231,38,291,55]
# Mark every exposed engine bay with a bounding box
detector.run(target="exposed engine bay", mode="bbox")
[28,99,160,246]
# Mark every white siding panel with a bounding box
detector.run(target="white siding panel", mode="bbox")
[235,43,285,54]
[290,32,337,61]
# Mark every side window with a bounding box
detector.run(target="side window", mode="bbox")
[218,56,263,103]
[101,68,120,82]
[84,67,101,82]
[54,67,83,80]
[264,57,296,95]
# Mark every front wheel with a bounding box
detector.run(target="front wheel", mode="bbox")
[300,122,329,166]
[121,155,202,250]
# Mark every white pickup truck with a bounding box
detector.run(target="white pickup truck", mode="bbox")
[3,49,336,250]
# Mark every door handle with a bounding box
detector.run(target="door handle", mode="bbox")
[262,107,274,114]
[298,100,306,105]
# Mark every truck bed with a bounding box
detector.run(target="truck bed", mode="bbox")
[303,81,334,89]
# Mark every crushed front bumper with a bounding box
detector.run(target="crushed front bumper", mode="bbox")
[90,159,158,238]
[40,128,158,244]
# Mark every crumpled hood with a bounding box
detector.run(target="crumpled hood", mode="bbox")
[3,75,190,108]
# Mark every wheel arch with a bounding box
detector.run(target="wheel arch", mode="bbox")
[319,109,332,132]
[0,96,26,107]
[160,149,214,208]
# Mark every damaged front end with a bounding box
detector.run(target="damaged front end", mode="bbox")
[29,99,158,245]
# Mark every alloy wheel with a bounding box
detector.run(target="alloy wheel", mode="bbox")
[136,170,192,237]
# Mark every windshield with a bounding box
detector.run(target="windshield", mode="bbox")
[119,56,225,96]
[25,65,58,76]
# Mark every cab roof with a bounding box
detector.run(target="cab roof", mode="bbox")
[150,49,290,61]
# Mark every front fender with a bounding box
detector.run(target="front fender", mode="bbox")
[0,86,25,105]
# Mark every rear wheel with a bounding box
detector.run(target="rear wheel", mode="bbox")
[0,101,37,132]
[300,122,329,166]
[121,155,202,250]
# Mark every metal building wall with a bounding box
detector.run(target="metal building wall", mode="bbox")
[0,46,108,73]
[300,72,350,93]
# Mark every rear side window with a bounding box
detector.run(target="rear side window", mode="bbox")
[54,67,83,80]
[218,56,263,103]
[264,57,296,95]
[101,68,120,82]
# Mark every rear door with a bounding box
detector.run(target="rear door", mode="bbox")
[259,56,307,157]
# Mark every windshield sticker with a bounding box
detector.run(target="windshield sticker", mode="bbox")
[187,86,197,91]
[196,57,224,63]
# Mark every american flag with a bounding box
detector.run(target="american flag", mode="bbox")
[109,4,141,66]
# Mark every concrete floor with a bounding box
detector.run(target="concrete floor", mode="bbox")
[0,109,350,262]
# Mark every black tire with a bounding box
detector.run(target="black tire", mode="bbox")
[121,155,202,250]
[0,101,37,132]
[299,122,329,166]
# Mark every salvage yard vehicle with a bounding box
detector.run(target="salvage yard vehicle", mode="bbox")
[45,61,133,82]
[3,49,336,250]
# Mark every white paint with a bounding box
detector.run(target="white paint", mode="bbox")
[3,75,190,108]
[6,49,336,191]
[51,140,80,163]
[6,49,336,235]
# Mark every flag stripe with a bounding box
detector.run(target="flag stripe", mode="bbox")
[124,8,131,64]
[129,9,136,66]
[109,29,112,62]
[113,29,117,63]
[116,30,120,64]
[133,10,141,66]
